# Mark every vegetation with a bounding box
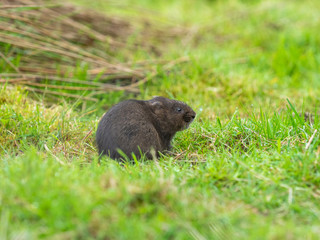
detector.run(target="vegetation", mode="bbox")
[1,0,320,239]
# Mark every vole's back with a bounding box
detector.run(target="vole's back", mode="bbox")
[96,100,161,159]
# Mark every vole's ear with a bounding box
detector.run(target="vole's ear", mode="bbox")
[149,101,163,113]
[149,101,162,108]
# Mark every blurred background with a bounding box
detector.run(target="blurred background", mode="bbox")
[1,0,319,115]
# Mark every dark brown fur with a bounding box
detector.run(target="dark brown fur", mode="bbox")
[96,96,196,160]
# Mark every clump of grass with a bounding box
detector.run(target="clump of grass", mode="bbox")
[175,100,319,160]
[0,85,96,158]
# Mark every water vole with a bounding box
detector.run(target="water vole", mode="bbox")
[96,96,196,160]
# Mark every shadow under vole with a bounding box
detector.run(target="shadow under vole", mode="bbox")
[96,96,196,160]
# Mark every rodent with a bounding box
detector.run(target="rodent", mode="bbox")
[96,96,196,160]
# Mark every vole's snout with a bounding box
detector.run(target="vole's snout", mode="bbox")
[183,111,196,123]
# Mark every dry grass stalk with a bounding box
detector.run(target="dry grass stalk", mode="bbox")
[0,0,189,101]
[23,86,99,102]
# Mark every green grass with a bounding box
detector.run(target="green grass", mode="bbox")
[1,0,320,239]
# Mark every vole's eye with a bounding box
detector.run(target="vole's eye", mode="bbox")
[176,107,182,112]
